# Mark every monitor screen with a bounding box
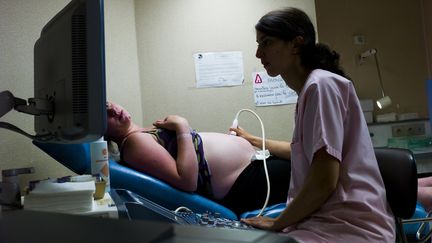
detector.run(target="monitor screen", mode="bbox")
[33,0,106,143]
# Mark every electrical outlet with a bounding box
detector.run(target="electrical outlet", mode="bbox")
[392,123,426,137]
[353,35,365,45]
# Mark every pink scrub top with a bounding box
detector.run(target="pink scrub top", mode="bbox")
[285,69,395,242]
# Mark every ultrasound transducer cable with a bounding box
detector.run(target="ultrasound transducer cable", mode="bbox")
[230,109,270,217]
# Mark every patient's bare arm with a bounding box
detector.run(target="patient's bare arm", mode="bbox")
[229,126,291,160]
[152,115,199,190]
[121,115,199,192]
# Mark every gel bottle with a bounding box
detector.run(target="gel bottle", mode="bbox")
[90,137,110,192]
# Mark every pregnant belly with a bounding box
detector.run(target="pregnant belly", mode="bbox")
[199,132,255,198]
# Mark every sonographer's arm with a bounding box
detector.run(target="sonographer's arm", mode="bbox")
[241,148,340,231]
[229,126,291,160]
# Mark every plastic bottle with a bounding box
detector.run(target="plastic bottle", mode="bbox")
[90,137,110,192]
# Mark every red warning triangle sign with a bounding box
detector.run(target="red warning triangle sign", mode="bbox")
[254,74,263,84]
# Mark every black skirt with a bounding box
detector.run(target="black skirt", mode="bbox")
[217,156,291,217]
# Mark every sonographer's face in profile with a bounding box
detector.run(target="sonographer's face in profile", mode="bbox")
[106,102,131,138]
[255,31,294,78]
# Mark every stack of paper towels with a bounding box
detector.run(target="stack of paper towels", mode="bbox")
[24,178,95,214]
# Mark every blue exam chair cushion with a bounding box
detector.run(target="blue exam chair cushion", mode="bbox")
[32,141,238,220]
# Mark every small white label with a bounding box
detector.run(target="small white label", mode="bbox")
[251,149,270,161]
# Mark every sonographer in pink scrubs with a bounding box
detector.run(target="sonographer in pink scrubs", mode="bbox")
[240,7,395,242]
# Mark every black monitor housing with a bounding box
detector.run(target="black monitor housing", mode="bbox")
[0,0,107,144]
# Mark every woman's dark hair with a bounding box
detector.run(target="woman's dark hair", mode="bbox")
[255,7,347,78]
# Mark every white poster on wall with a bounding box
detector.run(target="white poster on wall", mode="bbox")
[193,51,244,88]
[252,71,297,106]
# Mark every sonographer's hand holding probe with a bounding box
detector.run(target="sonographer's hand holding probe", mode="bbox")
[230,126,261,147]
[229,118,239,135]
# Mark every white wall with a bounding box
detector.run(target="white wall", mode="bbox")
[105,0,143,124]
[0,0,141,185]
[135,0,316,139]
[0,0,73,184]
[0,0,315,185]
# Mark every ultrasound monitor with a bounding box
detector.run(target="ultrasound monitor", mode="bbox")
[34,0,106,143]
[0,0,107,144]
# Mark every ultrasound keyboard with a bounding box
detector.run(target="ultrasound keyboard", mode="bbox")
[175,208,255,230]
[111,189,255,231]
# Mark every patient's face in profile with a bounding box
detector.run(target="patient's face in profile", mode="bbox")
[106,102,131,139]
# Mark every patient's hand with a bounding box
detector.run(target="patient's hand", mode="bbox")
[153,115,190,134]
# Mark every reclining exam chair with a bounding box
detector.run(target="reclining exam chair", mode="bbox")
[34,141,290,221]
[33,141,240,219]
